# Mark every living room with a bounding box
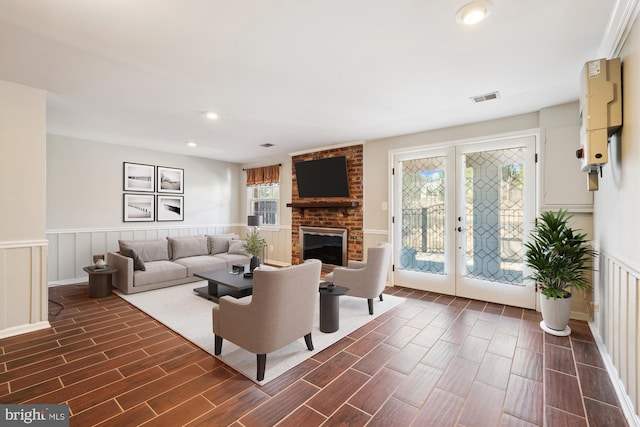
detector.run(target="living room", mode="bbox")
[2,1,640,425]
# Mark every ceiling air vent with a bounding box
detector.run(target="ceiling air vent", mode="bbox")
[470,91,501,103]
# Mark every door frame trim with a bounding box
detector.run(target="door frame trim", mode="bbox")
[388,128,541,302]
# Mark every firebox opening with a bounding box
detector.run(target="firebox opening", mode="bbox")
[300,226,347,268]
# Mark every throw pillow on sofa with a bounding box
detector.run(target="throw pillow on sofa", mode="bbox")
[118,239,169,262]
[119,247,146,271]
[228,239,249,256]
[208,234,239,254]
[169,236,208,260]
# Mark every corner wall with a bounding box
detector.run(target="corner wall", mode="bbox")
[592,11,640,422]
[0,80,49,338]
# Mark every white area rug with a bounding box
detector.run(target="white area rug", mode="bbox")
[116,282,404,385]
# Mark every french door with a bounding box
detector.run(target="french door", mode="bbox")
[392,136,537,309]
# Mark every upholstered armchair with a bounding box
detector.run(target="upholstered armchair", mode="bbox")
[324,242,391,315]
[211,259,322,381]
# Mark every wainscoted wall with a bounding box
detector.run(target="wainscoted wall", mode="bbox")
[47,225,295,284]
[363,229,390,257]
[259,226,292,267]
[592,251,640,422]
[47,225,238,284]
[0,81,48,339]
[0,241,49,338]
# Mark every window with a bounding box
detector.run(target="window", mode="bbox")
[248,184,279,226]
[245,164,280,226]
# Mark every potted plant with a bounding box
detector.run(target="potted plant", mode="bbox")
[524,209,597,336]
[243,229,267,272]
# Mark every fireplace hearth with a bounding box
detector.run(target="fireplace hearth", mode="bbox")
[300,226,347,267]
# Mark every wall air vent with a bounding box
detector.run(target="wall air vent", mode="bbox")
[470,91,501,103]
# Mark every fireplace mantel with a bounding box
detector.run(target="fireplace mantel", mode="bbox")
[286,201,359,216]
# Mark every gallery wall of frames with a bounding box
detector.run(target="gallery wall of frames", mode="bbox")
[123,162,184,222]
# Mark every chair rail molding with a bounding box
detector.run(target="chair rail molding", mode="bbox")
[0,239,49,249]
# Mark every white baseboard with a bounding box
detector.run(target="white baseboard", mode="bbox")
[570,310,590,322]
[49,277,87,286]
[0,321,51,339]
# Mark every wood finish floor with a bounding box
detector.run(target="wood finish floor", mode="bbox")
[0,284,629,426]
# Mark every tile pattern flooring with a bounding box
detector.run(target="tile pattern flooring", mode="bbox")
[0,284,630,426]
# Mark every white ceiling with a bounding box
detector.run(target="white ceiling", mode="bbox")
[0,0,619,163]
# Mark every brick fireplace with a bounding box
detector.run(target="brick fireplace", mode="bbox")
[289,144,363,265]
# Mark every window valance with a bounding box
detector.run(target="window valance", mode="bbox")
[245,164,280,186]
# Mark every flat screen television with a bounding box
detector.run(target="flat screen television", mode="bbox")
[294,156,350,198]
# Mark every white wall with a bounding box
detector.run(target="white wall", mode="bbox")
[47,134,242,229]
[0,80,49,338]
[592,12,640,422]
[46,134,244,283]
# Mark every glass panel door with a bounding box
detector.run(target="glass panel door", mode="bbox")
[393,147,456,295]
[455,137,536,308]
[392,135,536,309]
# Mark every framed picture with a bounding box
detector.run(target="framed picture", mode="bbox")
[157,166,184,193]
[123,162,155,192]
[123,194,155,222]
[157,195,184,221]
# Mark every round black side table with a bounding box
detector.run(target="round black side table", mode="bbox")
[319,283,350,333]
[83,266,118,298]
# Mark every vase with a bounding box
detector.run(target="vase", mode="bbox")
[539,292,572,336]
[250,256,260,272]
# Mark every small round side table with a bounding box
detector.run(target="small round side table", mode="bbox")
[319,283,350,333]
[83,266,118,298]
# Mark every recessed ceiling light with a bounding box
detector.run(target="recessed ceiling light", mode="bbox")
[456,1,492,25]
[204,111,219,120]
[187,141,197,147]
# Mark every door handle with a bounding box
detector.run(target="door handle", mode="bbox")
[457,227,464,232]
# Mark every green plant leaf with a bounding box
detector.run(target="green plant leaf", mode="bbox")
[524,209,597,295]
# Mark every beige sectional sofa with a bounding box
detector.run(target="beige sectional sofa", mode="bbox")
[107,234,251,294]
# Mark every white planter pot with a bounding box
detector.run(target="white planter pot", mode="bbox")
[539,293,572,336]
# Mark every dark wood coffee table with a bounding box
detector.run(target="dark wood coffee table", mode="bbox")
[193,268,254,302]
